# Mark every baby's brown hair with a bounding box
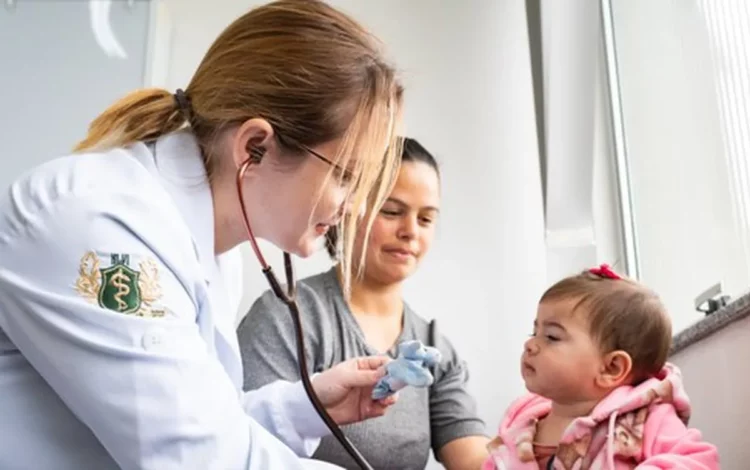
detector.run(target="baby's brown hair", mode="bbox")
[540,265,672,383]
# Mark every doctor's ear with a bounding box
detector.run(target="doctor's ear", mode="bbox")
[230,118,276,169]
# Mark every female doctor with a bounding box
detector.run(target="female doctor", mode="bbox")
[0,1,404,469]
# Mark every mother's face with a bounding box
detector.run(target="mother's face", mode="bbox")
[355,161,440,285]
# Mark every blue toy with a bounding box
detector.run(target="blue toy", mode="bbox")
[371,340,442,400]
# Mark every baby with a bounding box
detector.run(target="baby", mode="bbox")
[483,264,719,470]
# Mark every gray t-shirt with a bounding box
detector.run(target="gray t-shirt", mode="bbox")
[237,268,486,470]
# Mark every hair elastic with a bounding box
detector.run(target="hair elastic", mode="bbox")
[589,263,621,280]
[173,88,192,117]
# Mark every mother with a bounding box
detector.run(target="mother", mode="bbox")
[238,138,490,469]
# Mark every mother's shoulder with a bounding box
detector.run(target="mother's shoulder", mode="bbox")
[297,267,339,293]
[248,267,339,317]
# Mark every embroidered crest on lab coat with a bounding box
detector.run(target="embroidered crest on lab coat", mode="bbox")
[75,251,165,317]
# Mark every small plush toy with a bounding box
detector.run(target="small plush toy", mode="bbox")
[372,340,442,400]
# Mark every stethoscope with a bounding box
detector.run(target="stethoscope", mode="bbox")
[236,156,374,470]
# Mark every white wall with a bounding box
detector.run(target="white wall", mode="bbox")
[158,1,547,467]
[670,319,750,467]
[0,1,152,190]
[609,0,750,333]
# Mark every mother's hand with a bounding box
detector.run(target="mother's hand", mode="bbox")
[312,356,398,425]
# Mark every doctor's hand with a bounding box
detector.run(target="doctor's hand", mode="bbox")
[312,356,398,426]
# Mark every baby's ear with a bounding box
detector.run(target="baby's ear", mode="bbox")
[596,350,632,389]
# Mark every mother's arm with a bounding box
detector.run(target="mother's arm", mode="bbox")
[438,436,491,470]
[429,331,490,470]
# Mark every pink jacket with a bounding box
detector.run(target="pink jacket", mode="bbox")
[482,363,719,469]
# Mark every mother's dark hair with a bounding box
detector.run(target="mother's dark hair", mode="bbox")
[324,136,439,259]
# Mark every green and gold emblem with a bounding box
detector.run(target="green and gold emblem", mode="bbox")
[99,255,141,314]
[75,251,165,318]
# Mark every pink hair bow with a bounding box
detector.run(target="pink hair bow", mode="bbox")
[589,263,621,280]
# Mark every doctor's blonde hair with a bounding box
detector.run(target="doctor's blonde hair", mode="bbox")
[74,0,403,296]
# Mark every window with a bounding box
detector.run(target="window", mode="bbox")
[605,0,750,332]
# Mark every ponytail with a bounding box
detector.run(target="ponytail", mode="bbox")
[73,88,187,153]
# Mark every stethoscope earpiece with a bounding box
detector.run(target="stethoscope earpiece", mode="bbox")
[248,145,265,164]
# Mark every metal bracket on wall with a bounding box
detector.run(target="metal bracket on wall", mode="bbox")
[694,282,731,316]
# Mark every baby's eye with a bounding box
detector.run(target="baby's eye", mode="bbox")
[545,335,560,342]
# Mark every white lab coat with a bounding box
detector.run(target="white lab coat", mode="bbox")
[0,131,342,470]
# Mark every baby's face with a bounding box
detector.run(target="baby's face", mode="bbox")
[521,300,603,403]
